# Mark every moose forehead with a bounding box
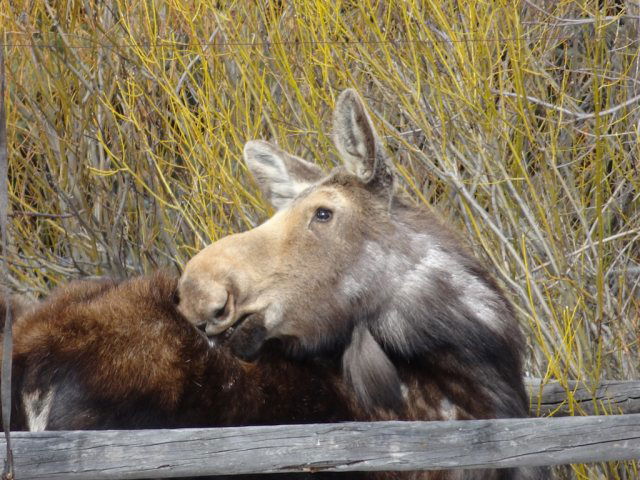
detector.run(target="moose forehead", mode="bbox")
[289,168,386,212]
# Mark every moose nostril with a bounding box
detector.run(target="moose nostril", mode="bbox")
[213,305,227,319]
[207,288,231,323]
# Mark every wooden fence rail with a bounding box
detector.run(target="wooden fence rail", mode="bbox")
[526,378,640,416]
[2,379,638,478]
[3,414,639,479]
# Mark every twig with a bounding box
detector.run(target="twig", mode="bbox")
[8,211,79,219]
[175,29,219,95]
[0,33,14,480]
[523,229,640,277]
[491,89,640,121]
[522,0,639,26]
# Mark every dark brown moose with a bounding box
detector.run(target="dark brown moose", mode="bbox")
[178,89,545,480]
[4,273,378,480]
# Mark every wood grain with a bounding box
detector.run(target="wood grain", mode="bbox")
[527,378,640,416]
[5,415,640,479]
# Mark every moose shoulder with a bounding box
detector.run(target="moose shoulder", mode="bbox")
[178,90,543,479]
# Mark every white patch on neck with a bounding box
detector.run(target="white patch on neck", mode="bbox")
[23,388,55,432]
[402,239,502,330]
[338,241,405,303]
[338,229,503,349]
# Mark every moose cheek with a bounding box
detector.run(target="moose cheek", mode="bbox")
[227,315,268,362]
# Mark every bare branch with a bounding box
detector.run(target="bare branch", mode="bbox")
[492,89,640,121]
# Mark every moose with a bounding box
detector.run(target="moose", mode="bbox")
[4,272,380,479]
[178,90,545,479]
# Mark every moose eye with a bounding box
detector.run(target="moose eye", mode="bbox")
[314,208,333,222]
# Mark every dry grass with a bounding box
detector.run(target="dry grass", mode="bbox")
[2,0,639,477]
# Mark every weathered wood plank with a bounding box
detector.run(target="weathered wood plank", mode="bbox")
[4,415,640,479]
[526,378,640,416]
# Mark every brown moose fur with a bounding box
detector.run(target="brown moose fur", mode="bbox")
[10,273,360,428]
[5,272,484,480]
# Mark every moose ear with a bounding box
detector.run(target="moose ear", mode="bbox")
[342,324,404,414]
[332,89,394,192]
[243,140,324,210]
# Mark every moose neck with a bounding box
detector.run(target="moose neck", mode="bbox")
[339,200,528,418]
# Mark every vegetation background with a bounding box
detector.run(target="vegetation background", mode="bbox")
[1,0,639,477]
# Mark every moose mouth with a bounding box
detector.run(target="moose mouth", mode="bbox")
[207,313,268,361]
[197,312,258,350]
[213,313,251,342]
